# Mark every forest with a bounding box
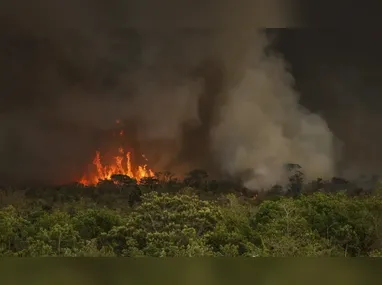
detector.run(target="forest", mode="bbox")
[1,166,382,257]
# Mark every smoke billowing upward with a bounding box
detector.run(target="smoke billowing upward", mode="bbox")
[0,0,335,187]
[210,39,335,189]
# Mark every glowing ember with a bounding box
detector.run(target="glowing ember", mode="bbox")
[79,121,155,185]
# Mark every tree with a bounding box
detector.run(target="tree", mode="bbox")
[205,194,260,257]
[0,206,29,255]
[29,210,79,256]
[252,198,334,256]
[102,192,220,257]
[184,169,209,189]
[298,192,379,256]
[73,208,125,240]
[285,163,304,197]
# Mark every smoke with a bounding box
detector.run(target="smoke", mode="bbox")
[210,36,335,189]
[0,0,335,187]
[272,30,382,182]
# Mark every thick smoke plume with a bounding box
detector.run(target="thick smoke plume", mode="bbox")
[210,39,335,189]
[0,0,335,187]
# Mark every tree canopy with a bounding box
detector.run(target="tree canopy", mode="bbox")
[1,170,382,257]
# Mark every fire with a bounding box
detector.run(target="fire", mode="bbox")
[79,149,155,186]
[79,121,155,186]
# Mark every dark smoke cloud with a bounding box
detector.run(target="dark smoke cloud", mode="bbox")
[272,30,382,180]
[0,0,333,187]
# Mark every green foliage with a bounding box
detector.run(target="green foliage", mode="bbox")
[73,207,125,240]
[298,192,380,256]
[102,192,219,257]
[0,205,30,255]
[253,198,334,256]
[1,173,382,257]
[206,194,260,256]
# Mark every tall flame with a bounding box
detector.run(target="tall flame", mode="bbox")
[79,120,155,185]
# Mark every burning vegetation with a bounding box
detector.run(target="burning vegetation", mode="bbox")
[79,149,155,186]
[79,120,155,186]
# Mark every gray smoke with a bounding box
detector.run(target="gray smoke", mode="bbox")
[210,33,335,189]
[0,0,335,186]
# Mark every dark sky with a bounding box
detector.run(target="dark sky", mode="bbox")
[300,1,382,27]
[271,29,382,176]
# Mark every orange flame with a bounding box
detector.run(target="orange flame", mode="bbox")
[79,122,155,185]
[79,149,154,186]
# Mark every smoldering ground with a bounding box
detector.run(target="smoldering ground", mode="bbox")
[0,0,335,188]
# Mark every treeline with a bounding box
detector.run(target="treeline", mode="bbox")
[1,168,382,257]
